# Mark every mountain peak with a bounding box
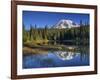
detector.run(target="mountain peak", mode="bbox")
[53,19,80,29]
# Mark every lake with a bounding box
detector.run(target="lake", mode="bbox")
[23,41,89,69]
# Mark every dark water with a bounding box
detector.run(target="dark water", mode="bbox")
[23,43,89,69]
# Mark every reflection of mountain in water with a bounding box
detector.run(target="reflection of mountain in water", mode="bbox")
[23,47,89,68]
[54,51,80,60]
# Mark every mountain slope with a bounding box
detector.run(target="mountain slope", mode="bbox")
[53,19,80,29]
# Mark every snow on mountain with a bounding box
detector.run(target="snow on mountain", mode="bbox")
[53,19,80,29]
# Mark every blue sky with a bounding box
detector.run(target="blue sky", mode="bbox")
[23,11,89,30]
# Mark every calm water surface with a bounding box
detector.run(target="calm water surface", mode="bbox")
[23,45,89,69]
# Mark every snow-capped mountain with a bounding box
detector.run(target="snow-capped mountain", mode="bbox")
[53,19,80,29]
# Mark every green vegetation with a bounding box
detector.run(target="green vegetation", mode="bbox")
[23,21,89,55]
[23,24,89,45]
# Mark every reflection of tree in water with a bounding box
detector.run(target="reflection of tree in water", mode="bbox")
[79,46,89,62]
[54,51,80,60]
[53,46,89,62]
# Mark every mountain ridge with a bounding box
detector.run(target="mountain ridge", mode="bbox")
[52,19,80,29]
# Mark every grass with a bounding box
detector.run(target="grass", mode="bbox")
[23,47,49,55]
[27,40,49,45]
[23,41,79,55]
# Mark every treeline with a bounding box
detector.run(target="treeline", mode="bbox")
[23,24,89,45]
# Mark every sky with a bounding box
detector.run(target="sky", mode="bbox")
[23,11,90,30]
